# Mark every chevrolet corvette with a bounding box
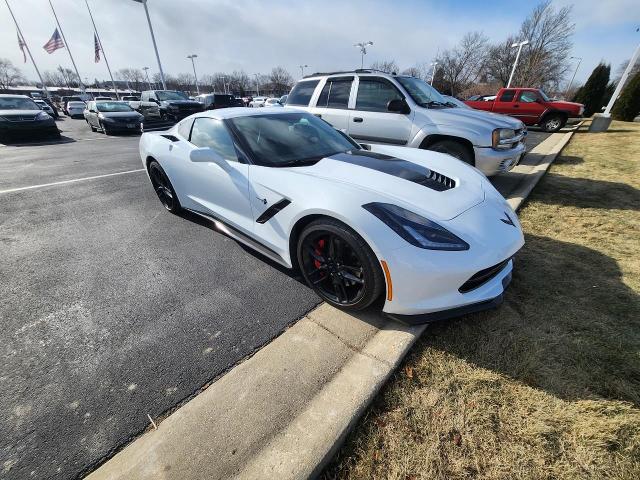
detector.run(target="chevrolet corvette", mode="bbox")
[139,108,524,323]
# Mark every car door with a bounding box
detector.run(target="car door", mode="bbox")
[494,89,519,116]
[515,90,546,124]
[348,76,414,145]
[309,76,354,131]
[174,117,253,234]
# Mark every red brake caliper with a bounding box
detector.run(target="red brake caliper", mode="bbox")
[314,239,325,270]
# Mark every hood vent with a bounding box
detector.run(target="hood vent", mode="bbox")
[417,169,456,191]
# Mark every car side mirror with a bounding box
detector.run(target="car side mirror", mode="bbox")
[387,98,410,114]
[190,147,227,167]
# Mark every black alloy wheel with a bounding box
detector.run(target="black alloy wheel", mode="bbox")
[148,161,181,213]
[298,218,384,310]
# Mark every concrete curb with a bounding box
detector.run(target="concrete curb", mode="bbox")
[86,126,579,480]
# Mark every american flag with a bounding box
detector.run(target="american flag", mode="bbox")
[17,32,27,63]
[94,33,101,63]
[43,28,64,54]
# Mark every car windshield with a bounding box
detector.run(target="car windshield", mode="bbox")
[96,102,134,112]
[0,97,40,110]
[69,102,85,107]
[538,90,551,101]
[156,91,188,101]
[396,76,449,108]
[229,112,359,167]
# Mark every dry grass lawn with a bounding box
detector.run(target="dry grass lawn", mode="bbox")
[322,121,640,480]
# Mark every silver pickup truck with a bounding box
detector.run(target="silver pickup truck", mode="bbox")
[285,70,526,176]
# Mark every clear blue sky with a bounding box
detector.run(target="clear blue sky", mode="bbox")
[1,0,638,86]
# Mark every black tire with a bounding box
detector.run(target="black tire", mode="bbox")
[297,218,384,310]
[148,161,181,213]
[540,114,565,133]
[426,140,474,165]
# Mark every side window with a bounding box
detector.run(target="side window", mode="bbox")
[498,89,516,102]
[287,80,320,106]
[317,77,353,109]
[177,118,193,139]
[519,91,538,103]
[190,118,238,162]
[355,78,402,112]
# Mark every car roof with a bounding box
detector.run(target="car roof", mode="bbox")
[0,94,32,99]
[301,69,399,80]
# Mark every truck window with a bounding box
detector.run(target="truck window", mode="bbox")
[355,77,402,112]
[519,91,539,103]
[498,90,516,102]
[317,77,353,109]
[287,80,320,106]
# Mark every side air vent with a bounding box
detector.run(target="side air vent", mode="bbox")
[161,134,180,142]
[256,199,291,224]
[416,169,456,191]
[459,258,510,293]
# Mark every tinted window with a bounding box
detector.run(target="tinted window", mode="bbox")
[177,119,193,139]
[396,76,445,106]
[214,95,233,107]
[190,118,238,162]
[498,90,516,102]
[356,78,403,112]
[519,91,538,103]
[287,80,320,106]
[317,77,353,109]
[229,112,358,167]
[96,102,134,112]
[157,91,188,101]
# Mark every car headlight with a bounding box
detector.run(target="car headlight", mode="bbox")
[363,203,469,251]
[35,111,50,121]
[492,128,516,150]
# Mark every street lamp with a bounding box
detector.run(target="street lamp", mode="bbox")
[132,0,166,90]
[565,56,582,98]
[299,64,309,77]
[254,74,260,96]
[142,66,152,90]
[354,41,373,69]
[507,40,529,88]
[187,54,199,95]
[430,61,438,86]
[220,75,228,94]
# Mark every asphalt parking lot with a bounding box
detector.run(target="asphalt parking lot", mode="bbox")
[0,116,551,479]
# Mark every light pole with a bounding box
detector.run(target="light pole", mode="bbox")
[132,0,166,90]
[220,75,228,94]
[142,66,152,90]
[354,41,373,69]
[565,56,582,98]
[299,64,309,77]
[507,40,529,88]
[187,54,199,95]
[254,74,260,96]
[430,61,438,86]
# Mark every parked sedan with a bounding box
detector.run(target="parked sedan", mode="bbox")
[84,100,144,135]
[248,96,267,107]
[264,97,283,107]
[139,108,524,323]
[0,94,60,142]
[34,99,55,116]
[66,101,86,118]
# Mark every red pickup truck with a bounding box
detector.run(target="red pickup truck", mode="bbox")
[464,88,584,132]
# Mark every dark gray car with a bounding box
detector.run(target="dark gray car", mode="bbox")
[0,94,59,143]
[84,100,144,135]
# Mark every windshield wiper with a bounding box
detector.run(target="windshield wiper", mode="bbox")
[420,101,450,108]
[277,157,323,168]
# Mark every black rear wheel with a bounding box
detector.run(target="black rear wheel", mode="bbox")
[297,218,384,310]
[148,161,181,213]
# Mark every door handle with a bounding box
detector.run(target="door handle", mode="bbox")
[353,117,363,123]
[513,104,519,108]
[313,113,322,118]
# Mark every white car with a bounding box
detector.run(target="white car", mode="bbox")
[66,101,86,118]
[34,99,54,116]
[263,98,283,107]
[139,108,524,322]
[248,96,267,107]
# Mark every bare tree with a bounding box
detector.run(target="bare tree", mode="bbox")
[56,66,80,88]
[485,35,519,87]
[268,66,294,95]
[0,59,26,90]
[175,73,195,92]
[436,32,489,95]
[116,68,146,91]
[229,70,251,95]
[42,70,65,87]
[370,60,399,74]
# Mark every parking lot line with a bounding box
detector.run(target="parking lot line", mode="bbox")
[0,168,145,195]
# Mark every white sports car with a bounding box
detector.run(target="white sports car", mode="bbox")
[139,108,524,323]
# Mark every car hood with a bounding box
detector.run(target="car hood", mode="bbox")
[286,148,486,222]
[417,105,524,130]
[549,100,583,110]
[0,109,42,118]
[100,111,142,118]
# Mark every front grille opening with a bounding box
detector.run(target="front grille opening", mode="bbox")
[459,258,510,293]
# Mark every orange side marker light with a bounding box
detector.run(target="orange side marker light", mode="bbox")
[380,260,393,301]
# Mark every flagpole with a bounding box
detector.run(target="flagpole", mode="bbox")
[84,0,119,99]
[48,0,84,93]
[4,0,49,97]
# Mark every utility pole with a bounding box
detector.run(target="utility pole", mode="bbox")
[142,67,152,90]
[430,61,438,86]
[299,64,309,77]
[565,56,582,98]
[507,40,529,88]
[354,41,373,69]
[132,0,166,90]
[254,74,260,96]
[187,54,199,95]
[49,0,84,93]
[85,0,119,99]
[4,0,49,97]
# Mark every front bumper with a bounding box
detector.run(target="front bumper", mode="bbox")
[473,141,526,176]
[0,121,59,137]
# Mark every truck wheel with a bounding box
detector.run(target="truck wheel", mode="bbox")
[426,140,474,165]
[540,115,565,133]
